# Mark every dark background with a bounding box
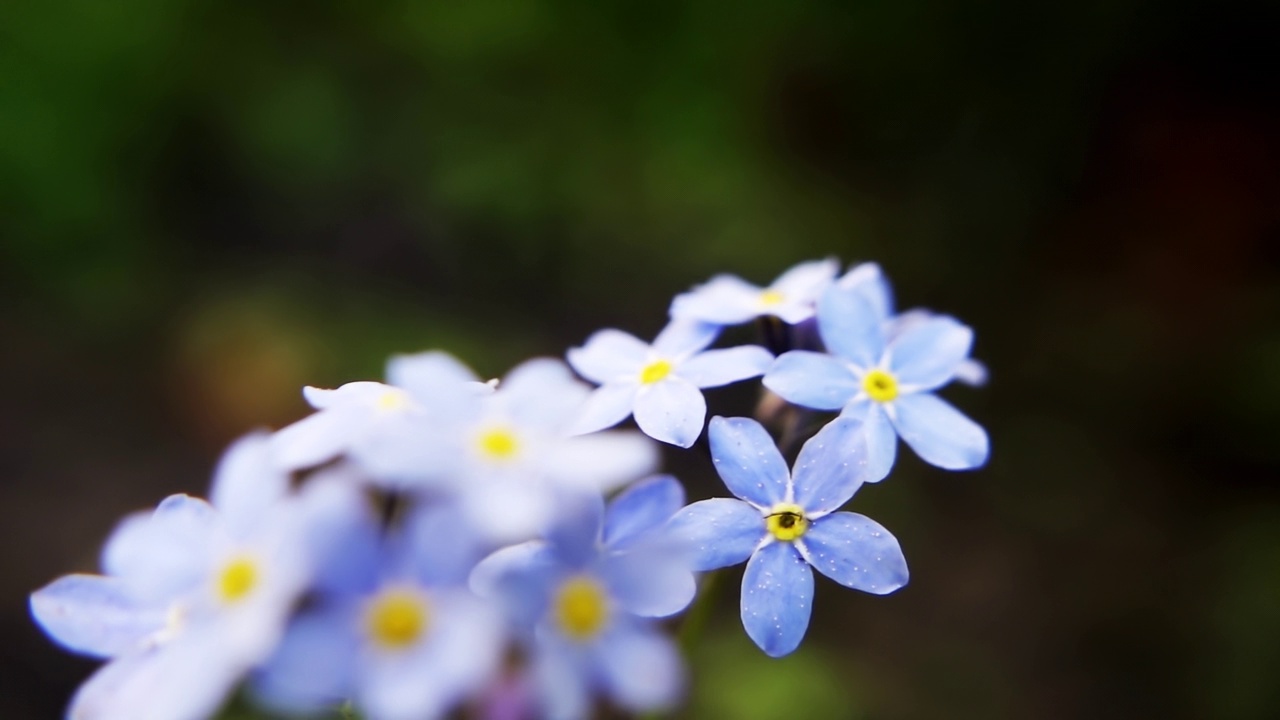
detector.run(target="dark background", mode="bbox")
[3,1,1278,718]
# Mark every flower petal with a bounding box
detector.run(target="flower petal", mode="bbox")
[679,345,773,389]
[545,431,659,494]
[651,318,720,358]
[837,262,894,319]
[953,358,989,387]
[791,416,870,515]
[669,274,765,325]
[269,408,352,472]
[210,432,289,535]
[762,351,859,411]
[706,417,789,507]
[604,475,686,549]
[666,499,765,571]
[740,542,814,657]
[861,402,898,482]
[768,258,839,323]
[799,512,908,595]
[816,284,884,368]
[29,575,166,658]
[633,378,706,448]
[533,641,592,720]
[498,358,591,430]
[568,384,638,436]
[385,351,480,394]
[100,495,216,601]
[567,329,649,384]
[887,315,973,391]
[603,548,696,618]
[599,628,683,713]
[252,607,358,714]
[890,393,989,470]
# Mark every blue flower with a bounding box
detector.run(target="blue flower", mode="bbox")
[764,283,990,478]
[670,258,839,326]
[567,319,773,447]
[470,479,693,719]
[29,434,313,720]
[254,493,504,720]
[667,416,907,657]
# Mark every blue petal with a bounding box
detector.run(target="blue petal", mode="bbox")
[501,358,591,431]
[209,432,289,536]
[666,499,765,571]
[954,357,989,387]
[799,512,908,595]
[602,547,696,618]
[385,351,480,394]
[633,378,706,448]
[740,541,814,657]
[29,575,166,658]
[669,274,766,325]
[890,393,989,470]
[816,284,884,368]
[269,407,353,472]
[679,345,773,389]
[567,329,648,384]
[253,606,358,713]
[887,315,973,391]
[470,542,558,627]
[763,350,859,411]
[100,495,216,601]
[400,502,489,587]
[547,492,605,569]
[568,383,637,436]
[604,475,686,550]
[533,640,592,720]
[791,416,870,515]
[837,262,894,319]
[598,627,683,713]
[546,432,659,494]
[842,401,896,482]
[651,318,720,358]
[707,417,789,507]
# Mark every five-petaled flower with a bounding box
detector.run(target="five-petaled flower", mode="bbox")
[667,416,908,657]
[764,282,990,480]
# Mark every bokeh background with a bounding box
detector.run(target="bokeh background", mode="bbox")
[3,0,1279,718]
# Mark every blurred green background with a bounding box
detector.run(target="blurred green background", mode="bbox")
[3,0,1278,718]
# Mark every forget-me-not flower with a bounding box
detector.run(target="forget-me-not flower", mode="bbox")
[667,416,908,657]
[764,283,990,479]
[30,434,312,720]
[470,480,693,720]
[669,258,839,326]
[254,487,503,720]
[567,319,772,447]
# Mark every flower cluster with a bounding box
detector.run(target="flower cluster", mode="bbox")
[31,259,988,719]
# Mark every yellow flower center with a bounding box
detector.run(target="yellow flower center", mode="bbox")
[376,389,411,412]
[366,589,430,650]
[554,576,609,641]
[765,503,809,542]
[862,369,899,403]
[759,290,785,307]
[639,359,673,385]
[216,556,259,604]
[477,427,520,460]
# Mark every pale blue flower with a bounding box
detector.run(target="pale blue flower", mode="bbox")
[254,492,504,720]
[30,434,313,720]
[667,416,907,658]
[567,319,773,447]
[670,258,839,326]
[764,283,990,478]
[470,482,692,720]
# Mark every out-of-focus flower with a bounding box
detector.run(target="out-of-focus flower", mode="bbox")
[29,434,310,720]
[567,319,772,447]
[667,416,907,657]
[670,258,840,326]
[255,490,503,720]
[470,483,692,720]
[765,283,990,478]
